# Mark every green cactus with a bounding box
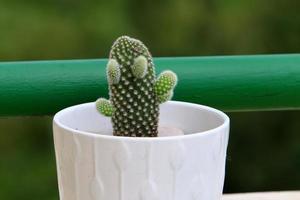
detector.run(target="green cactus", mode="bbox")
[96,36,177,137]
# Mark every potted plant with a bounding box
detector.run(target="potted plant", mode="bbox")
[53,36,229,200]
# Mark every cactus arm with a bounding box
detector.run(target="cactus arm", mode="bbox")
[155,70,177,96]
[131,55,148,78]
[158,91,173,104]
[107,59,121,84]
[95,98,115,117]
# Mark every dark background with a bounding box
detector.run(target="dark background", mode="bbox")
[0,0,299,199]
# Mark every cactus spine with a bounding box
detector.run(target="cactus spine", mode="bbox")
[96,36,177,137]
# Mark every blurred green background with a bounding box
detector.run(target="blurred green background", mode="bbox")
[0,0,300,199]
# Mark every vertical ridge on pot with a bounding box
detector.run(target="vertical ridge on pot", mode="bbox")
[90,139,104,200]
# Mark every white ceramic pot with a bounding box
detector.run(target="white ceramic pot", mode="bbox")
[53,101,229,200]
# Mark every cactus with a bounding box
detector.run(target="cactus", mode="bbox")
[96,36,177,137]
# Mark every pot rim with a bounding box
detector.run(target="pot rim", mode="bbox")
[53,100,229,141]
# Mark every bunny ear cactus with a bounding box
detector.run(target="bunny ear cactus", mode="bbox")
[96,36,177,137]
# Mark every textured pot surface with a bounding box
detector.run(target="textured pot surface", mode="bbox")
[53,101,230,200]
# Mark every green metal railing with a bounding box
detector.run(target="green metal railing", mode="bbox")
[0,54,300,116]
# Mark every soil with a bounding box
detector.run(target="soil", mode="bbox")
[158,126,184,137]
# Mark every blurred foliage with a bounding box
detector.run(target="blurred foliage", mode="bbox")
[1,0,300,61]
[225,111,300,192]
[0,117,55,200]
[0,0,300,199]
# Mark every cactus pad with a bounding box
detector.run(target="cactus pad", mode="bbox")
[96,98,115,117]
[132,55,148,78]
[158,91,174,104]
[106,59,121,84]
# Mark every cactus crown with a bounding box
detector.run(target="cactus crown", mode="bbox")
[96,36,177,137]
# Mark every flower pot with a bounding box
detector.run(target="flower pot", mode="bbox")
[53,101,229,200]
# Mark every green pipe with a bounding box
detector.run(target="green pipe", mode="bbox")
[0,54,299,116]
